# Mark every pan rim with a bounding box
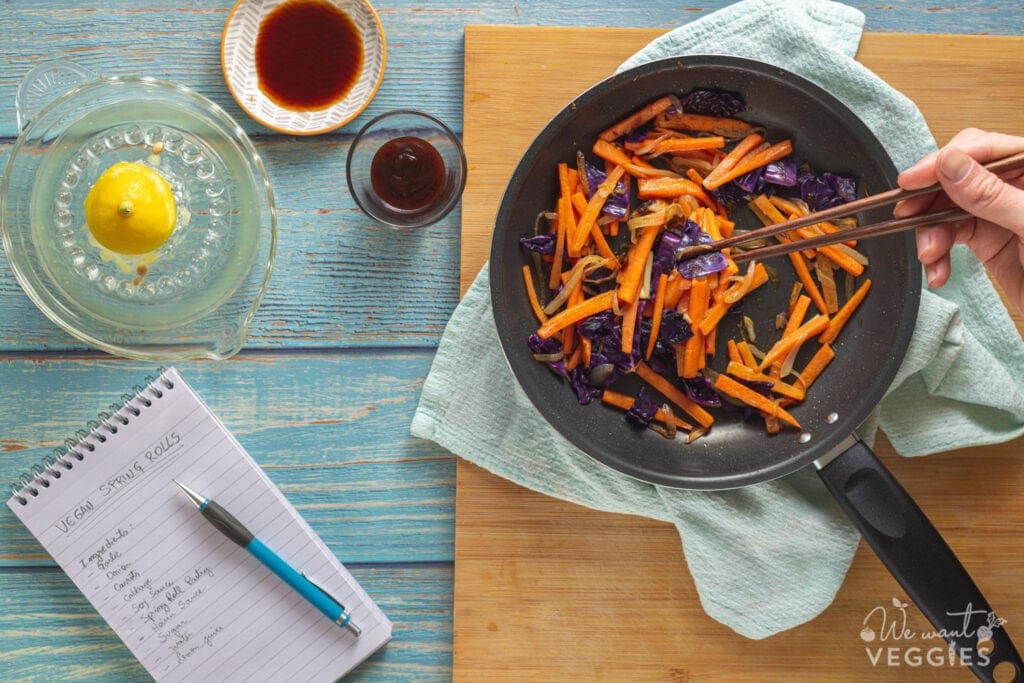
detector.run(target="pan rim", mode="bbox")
[489,54,922,490]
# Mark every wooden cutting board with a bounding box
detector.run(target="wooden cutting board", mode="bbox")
[457,26,1024,681]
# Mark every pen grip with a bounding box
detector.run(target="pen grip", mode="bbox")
[247,538,344,624]
[201,499,254,548]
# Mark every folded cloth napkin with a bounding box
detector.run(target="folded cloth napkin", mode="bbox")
[412,0,1024,639]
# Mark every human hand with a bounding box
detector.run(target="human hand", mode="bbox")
[894,128,1024,314]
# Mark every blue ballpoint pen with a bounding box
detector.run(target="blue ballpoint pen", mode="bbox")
[174,481,361,637]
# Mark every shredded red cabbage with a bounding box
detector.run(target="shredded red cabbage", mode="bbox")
[625,386,658,428]
[519,233,556,254]
[679,88,745,117]
[583,161,630,218]
[675,219,728,278]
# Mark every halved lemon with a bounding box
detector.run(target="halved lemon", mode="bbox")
[84,161,177,255]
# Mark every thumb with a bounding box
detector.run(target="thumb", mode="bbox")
[936,147,1024,235]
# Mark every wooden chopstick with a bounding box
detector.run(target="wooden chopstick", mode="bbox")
[679,149,1024,262]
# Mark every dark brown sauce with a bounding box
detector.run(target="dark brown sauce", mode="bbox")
[255,0,363,110]
[370,136,446,212]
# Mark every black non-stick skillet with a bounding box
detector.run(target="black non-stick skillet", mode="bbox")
[490,56,1022,682]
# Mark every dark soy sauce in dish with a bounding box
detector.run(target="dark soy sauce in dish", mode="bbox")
[370,136,446,212]
[255,0,363,110]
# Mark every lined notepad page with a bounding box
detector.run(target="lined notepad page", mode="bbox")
[7,368,391,682]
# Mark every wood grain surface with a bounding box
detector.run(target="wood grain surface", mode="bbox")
[456,26,1024,682]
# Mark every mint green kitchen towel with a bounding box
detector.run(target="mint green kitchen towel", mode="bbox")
[411,0,1024,639]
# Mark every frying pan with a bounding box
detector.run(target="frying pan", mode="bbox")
[490,56,1022,682]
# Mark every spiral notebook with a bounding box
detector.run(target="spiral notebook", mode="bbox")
[6,367,391,682]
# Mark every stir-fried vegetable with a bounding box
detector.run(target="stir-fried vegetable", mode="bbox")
[519,89,871,442]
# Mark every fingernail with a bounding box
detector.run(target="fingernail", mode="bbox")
[938,148,972,183]
[916,230,932,257]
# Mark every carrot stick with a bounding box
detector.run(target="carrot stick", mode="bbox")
[789,249,828,315]
[616,223,660,305]
[701,132,763,188]
[557,162,572,201]
[682,278,708,378]
[599,96,674,141]
[664,272,689,310]
[570,191,588,216]
[549,196,568,290]
[734,341,755,367]
[727,338,742,365]
[704,139,793,190]
[818,243,866,277]
[522,265,549,324]
[713,374,801,429]
[620,294,641,355]
[725,361,806,403]
[781,294,811,340]
[536,290,616,339]
[571,165,626,253]
[601,389,694,431]
[565,344,583,372]
[635,361,715,429]
[562,277,583,359]
[797,343,836,390]
[645,273,669,361]
[654,111,755,138]
[636,177,712,202]
[820,278,871,344]
[647,136,726,155]
[757,314,830,370]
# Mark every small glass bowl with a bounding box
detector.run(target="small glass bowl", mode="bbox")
[346,110,467,228]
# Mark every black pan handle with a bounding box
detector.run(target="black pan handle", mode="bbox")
[816,438,1022,682]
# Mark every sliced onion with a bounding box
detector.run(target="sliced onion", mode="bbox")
[830,242,869,266]
[724,262,759,304]
[639,252,654,300]
[662,403,677,440]
[533,352,565,363]
[543,255,605,315]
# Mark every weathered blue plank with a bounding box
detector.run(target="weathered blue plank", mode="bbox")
[0,2,1020,140]
[0,353,455,565]
[0,563,453,682]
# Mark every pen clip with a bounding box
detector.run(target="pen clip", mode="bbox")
[302,572,362,637]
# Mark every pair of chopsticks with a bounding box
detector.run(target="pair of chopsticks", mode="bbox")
[678,150,1024,263]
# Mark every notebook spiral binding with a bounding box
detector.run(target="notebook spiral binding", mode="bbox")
[8,369,176,506]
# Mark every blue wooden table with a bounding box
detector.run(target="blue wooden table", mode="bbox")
[0,2,1020,680]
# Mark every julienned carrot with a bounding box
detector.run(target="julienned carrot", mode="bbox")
[797,343,835,390]
[522,265,548,324]
[646,136,726,156]
[682,278,708,378]
[536,290,616,339]
[570,191,588,216]
[645,273,669,361]
[818,243,865,277]
[557,162,572,201]
[620,295,641,355]
[616,223,661,305]
[789,249,828,315]
[820,278,871,344]
[655,111,755,138]
[713,374,801,429]
[635,361,715,429]
[571,165,626,253]
[757,314,830,370]
[601,389,694,431]
[636,176,709,201]
[736,340,757,369]
[704,139,793,191]
[701,132,763,188]
[550,196,568,290]
[725,361,806,402]
[599,96,674,141]
[780,295,811,341]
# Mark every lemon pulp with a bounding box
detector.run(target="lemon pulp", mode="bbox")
[84,161,177,255]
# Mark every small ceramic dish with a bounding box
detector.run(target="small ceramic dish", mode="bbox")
[221,0,386,135]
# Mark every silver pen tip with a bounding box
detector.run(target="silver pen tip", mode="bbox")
[174,480,206,509]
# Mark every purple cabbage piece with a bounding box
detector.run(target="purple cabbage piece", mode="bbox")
[577,311,617,342]
[679,89,745,117]
[733,166,765,194]
[796,171,858,211]
[625,386,658,428]
[659,310,691,345]
[519,233,556,255]
[577,312,640,374]
[583,161,630,218]
[764,159,798,187]
[569,367,602,405]
[527,334,567,377]
[675,219,728,278]
[681,376,722,409]
[653,230,681,272]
